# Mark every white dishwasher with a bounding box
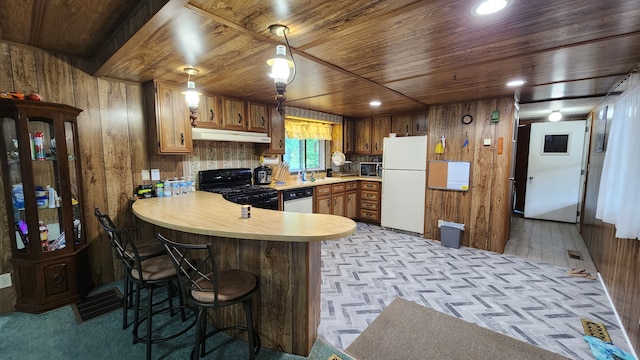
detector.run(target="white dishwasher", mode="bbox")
[282,187,314,213]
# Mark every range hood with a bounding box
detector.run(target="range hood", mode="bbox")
[191,127,271,143]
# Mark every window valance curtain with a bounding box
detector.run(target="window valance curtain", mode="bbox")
[596,79,640,240]
[285,119,332,140]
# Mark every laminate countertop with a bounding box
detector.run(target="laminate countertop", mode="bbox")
[269,176,382,191]
[131,191,356,242]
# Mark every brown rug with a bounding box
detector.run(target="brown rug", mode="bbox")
[345,297,570,360]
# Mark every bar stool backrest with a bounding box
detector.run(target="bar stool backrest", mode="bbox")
[94,208,143,281]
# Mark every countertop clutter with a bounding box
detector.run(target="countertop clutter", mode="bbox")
[268,175,381,191]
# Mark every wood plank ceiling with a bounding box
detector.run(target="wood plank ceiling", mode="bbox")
[1,0,639,120]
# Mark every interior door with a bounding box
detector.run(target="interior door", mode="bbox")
[524,121,586,223]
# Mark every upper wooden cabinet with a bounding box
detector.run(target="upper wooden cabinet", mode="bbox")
[220,96,246,131]
[355,116,389,155]
[144,81,193,155]
[247,102,269,133]
[391,114,413,137]
[343,118,355,154]
[354,118,372,154]
[413,111,428,136]
[371,116,390,155]
[267,107,285,155]
[391,111,428,137]
[195,94,221,129]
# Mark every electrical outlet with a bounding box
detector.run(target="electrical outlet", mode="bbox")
[438,220,444,228]
[0,273,12,289]
[328,355,343,360]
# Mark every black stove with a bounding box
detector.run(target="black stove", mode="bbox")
[198,168,279,210]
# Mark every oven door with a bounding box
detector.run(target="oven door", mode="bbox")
[250,197,279,210]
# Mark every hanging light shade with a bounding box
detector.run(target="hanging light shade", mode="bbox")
[267,24,296,116]
[182,67,201,109]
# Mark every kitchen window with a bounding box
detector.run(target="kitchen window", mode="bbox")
[284,138,325,172]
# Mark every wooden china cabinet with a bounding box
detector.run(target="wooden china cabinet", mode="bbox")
[0,99,92,313]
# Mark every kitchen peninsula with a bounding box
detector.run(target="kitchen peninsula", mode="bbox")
[131,191,356,356]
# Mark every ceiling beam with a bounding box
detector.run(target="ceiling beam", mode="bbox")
[89,0,190,77]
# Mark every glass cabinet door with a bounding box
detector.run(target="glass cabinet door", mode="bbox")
[1,116,27,251]
[28,118,67,253]
[64,121,83,247]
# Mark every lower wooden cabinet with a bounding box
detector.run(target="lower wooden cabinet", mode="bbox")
[314,182,358,219]
[314,185,332,214]
[359,181,381,223]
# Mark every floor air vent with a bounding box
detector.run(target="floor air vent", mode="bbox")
[72,287,123,323]
[581,318,611,342]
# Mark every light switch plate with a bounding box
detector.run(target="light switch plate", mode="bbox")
[141,169,151,181]
[483,138,492,146]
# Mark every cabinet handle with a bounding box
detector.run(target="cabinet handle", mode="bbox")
[238,113,242,124]
[375,143,378,151]
[210,109,215,121]
[365,143,369,150]
[279,139,282,148]
[261,116,265,127]
[326,199,331,207]
[406,124,409,133]
[53,274,63,283]
[416,123,420,132]
[180,132,184,145]
[334,198,337,207]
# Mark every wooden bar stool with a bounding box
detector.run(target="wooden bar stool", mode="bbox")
[157,233,261,360]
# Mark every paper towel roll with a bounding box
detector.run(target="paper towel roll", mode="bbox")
[260,156,280,166]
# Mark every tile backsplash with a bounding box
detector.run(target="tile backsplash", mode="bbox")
[184,140,262,187]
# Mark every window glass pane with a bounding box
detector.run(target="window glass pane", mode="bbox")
[306,139,320,170]
[284,138,325,172]
[543,134,569,153]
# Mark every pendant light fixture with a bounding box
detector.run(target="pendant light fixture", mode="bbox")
[548,110,563,122]
[267,24,296,116]
[182,67,201,125]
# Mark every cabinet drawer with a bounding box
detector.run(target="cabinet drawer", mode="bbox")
[360,181,380,191]
[346,181,357,190]
[332,183,346,193]
[359,209,380,222]
[316,185,332,196]
[360,190,379,201]
[360,200,379,211]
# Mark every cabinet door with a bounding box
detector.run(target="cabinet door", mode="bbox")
[196,94,221,129]
[315,196,332,214]
[332,192,345,217]
[371,116,390,155]
[345,190,358,219]
[392,114,413,137]
[413,111,428,136]
[247,102,269,132]
[154,83,193,154]
[221,97,246,130]
[268,107,285,154]
[354,118,371,154]
[343,118,355,154]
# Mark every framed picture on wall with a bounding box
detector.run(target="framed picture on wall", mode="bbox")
[595,106,607,152]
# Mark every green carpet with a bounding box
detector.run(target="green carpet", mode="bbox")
[0,281,346,360]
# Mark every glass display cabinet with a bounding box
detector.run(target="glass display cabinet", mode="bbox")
[0,99,92,313]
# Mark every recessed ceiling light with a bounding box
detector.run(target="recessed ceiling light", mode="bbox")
[370,100,381,106]
[548,110,563,122]
[506,79,526,87]
[472,0,510,16]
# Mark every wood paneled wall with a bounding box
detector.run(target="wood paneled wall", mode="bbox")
[581,73,640,352]
[425,98,515,253]
[0,41,185,314]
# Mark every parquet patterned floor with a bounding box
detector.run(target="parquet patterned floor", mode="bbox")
[318,222,632,360]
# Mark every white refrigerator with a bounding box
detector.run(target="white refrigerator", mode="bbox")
[381,135,428,233]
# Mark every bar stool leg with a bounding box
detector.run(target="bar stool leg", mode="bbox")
[243,301,257,360]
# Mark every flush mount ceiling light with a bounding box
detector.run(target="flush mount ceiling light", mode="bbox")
[182,67,201,125]
[548,110,563,122]
[506,79,526,87]
[267,24,296,116]
[472,0,511,15]
[369,100,382,107]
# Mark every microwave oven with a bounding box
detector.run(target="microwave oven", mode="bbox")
[360,162,382,177]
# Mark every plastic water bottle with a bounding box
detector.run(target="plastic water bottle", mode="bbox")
[164,179,172,196]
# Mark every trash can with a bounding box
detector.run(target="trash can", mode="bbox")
[440,221,465,249]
